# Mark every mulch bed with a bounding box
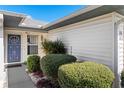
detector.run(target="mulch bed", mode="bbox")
[26,69,60,88]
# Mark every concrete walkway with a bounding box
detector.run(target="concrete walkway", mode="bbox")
[8,64,36,88]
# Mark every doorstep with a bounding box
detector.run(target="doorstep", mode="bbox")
[4,62,24,68]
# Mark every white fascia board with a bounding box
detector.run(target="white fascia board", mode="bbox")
[0,10,26,18]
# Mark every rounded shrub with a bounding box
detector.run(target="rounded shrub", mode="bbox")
[27,55,41,73]
[58,62,115,88]
[40,54,77,79]
[121,70,124,87]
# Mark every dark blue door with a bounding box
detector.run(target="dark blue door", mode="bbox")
[8,35,21,62]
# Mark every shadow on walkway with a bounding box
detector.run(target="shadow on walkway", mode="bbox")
[8,64,36,88]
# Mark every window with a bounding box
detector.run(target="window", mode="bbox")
[27,35,38,55]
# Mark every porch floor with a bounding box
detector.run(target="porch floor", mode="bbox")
[8,64,36,88]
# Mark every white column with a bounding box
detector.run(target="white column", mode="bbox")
[117,23,124,87]
[0,14,6,88]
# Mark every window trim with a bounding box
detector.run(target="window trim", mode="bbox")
[27,35,38,55]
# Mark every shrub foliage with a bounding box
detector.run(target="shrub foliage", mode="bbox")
[58,62,115,88]
[121,70,124,87]
[27,55,41,72]
[40,54,77,79]
[41,39,67,54]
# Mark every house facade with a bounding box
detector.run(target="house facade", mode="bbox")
[0,5,124,88]
[0,11,48,87]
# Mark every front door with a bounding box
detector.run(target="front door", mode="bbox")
[8,34,21,62]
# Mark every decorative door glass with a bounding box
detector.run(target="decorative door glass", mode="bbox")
[8,35,21,62]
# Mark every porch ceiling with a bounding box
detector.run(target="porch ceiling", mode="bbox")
[4,15,23,28]
[0,10,26,28]
[1,10,47,32]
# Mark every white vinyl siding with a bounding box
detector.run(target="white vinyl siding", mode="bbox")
[48,13,114,69]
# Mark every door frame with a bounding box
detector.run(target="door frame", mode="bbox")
[7,34,21,63]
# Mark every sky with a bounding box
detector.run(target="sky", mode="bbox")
[0,5,86,23]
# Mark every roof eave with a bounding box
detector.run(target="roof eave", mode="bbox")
[42,5,103,29]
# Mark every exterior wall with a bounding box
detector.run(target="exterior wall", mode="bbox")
[48,13,114,70]
[4,28,48,64]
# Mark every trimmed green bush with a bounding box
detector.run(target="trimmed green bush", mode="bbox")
[27,55,41,73]
[40,54,77,79]
[41,39,67,54]
[58,62,115,88]
[121,70,124,87]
